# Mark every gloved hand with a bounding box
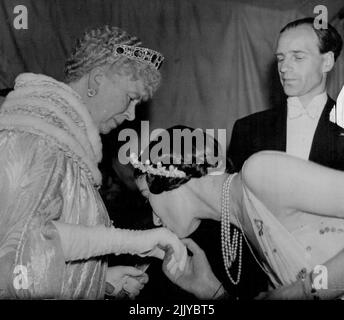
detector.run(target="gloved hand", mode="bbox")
[53,222,187,272]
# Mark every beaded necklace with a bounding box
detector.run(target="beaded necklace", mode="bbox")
[221,174,271,286]
[221,174,243,285]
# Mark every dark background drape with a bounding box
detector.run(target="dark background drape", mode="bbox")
[0,0,343,146]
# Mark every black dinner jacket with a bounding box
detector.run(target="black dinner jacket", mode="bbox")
[228,96,344,172]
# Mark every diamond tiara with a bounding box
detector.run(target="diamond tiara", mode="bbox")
[130,153,186,178]
[111,44,164,70]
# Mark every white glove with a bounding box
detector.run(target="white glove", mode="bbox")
[53,222,187,272]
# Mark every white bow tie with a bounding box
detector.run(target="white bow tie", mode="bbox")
[288,102,317,120]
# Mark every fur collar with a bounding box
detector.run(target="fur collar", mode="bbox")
[0,73,103,186]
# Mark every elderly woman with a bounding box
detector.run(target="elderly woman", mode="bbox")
[0,26,186,299]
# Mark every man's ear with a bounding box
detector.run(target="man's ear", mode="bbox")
[322,51,335,73]
[88,66,106,90]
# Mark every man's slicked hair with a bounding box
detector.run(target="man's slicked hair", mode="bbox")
[280,17,343,61]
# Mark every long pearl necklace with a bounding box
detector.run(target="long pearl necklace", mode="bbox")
[221,174,243,285]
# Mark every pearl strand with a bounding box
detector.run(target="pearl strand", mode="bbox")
[221,174,243,285]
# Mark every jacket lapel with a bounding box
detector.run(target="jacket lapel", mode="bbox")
[270,102,287,151]
[308,96,335,164]
[253,102,287,152]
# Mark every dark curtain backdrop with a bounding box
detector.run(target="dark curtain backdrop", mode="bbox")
[0,0,343,147]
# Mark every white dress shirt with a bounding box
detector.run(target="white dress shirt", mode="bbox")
[286,92,327,160]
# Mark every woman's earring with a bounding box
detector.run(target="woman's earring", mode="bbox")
[87,88,97,97]
[153,213,162,226]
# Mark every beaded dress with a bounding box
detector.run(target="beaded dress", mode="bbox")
[228,170,344,289]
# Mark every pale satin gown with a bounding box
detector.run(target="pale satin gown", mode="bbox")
[228,172,344,289]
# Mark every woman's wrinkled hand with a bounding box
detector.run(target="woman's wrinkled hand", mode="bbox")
[105,266,148,299]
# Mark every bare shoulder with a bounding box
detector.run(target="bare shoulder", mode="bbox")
[241,151,286,183]
[240,151,311,199]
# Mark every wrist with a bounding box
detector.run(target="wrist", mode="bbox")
[212,283,228,300]
[193,277,222,299]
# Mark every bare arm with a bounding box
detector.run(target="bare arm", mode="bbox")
[242,151,344,219]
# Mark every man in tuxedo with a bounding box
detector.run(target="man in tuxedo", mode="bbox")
[226,18,344,299]
[228,17,343,171]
